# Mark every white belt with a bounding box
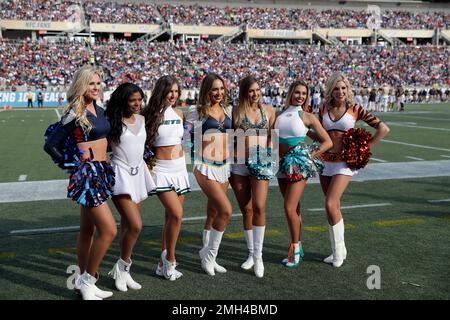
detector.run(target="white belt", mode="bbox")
[111,157,144,176]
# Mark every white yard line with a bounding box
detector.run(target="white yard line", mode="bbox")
[370,158,387,163]
[393,115,450,121]
[381,139,450,152]
[55,109,61,120]
[405,156,424,161]
[308,203,392,212]
[427,199,450,203]
[18,175,27,182]
[385,122,450,132]
[440,155,450,159]
[10,214,244,235]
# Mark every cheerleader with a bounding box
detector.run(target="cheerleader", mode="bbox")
[185,73,232,276]
[229,75,276,278]
[105,83,155,291]
[319,72,390,267]
[275,80,332,268]
[44,66,115,300]
[141,76,189,281]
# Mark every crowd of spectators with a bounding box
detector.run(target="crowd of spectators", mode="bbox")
[159,5,449,30]
[1,38,448,96]
[0,0,448,29]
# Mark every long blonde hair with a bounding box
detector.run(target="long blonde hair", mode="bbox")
[233,75,261,129]
[284,80,310,111]
[66,65,103,133]
[197,73,229,119]
[324,72,355,110]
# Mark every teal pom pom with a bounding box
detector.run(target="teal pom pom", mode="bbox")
[280,142,324,182]
[245,145,276,180]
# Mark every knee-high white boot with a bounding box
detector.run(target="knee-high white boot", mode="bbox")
[332,219,347,268]
[323,224,335,264]
[241,229,254,270]
[203,229,227,273]
[253,225,265,278]
[199,228,224,276]
[109,258,142,292]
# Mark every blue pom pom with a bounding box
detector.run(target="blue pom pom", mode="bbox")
[44,121,82,172]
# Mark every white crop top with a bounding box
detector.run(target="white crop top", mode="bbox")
[110,114,146,167]
[274,106,309,145]
[153,106,184,147]
[321,111,356,132]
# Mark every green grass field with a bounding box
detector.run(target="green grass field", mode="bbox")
[0,104,449,300]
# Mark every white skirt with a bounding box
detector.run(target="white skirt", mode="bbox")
[111,160,155,204]
[194,163,230,184]
[149,157,190,195]
[321,161,358,177]
[230,163,250,177]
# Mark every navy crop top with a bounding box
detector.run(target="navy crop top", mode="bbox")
[202,114,232,134]
[44,103,110,163]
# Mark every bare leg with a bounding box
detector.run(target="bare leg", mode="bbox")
[77,206,96,273]
[157,192,183,262]
[85,203,117,276]
[112,195,142,261]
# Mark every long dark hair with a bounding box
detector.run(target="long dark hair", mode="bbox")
[141,75,180,147]
[105,83,144,144]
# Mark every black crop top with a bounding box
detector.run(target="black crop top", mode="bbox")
[202,114,232,134]
[44,104,110,163]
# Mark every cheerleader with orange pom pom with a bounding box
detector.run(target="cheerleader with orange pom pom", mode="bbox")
[318,72,390,268]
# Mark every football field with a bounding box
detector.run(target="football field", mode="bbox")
[0,103,449,300]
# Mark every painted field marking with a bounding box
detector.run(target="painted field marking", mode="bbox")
[390,115,450,121]
[177,236,200,244]
[405,156,424,161]
[18,175,27,181]
[381,139,450,152]
[143,228,282,246]
[20,120,24,122]
[385,122,450,132]
[308,203,391,212]
[370,158,387,163]
[374,218,425,227]
[0,252,16,259]
[141,239,161,247]
[304,224,356,232]
[440,155,450,159]
[48,247,77,255]
[427,199,450,203]
[55,109,61,120]
[9,214,245,235]
[225,229,281,239]
[303,225,327,232]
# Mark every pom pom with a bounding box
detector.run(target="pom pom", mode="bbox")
[67,161,115,207]
[341,128,372,170]
[280,142,324,182]
[143,145,156,171]
[44,122,82,172]
[245,145,276,180]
